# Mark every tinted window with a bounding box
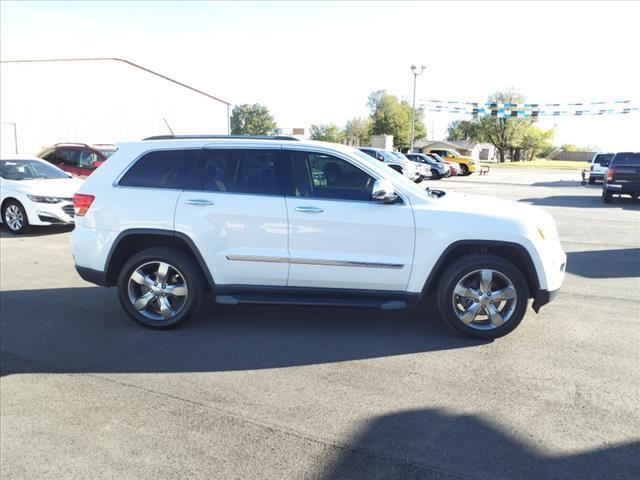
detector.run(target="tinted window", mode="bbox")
[55,149,81,166]
[611,152,640,166]
[200,149,285,195]
[593,153,614,166]
[288,151,374,201]
[120,149,199,189]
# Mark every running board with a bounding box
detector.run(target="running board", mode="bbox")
[215,294,408,310]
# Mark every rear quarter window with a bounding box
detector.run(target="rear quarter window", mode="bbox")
[119,149,200,189]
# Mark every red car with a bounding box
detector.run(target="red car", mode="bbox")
[37,143,112,179]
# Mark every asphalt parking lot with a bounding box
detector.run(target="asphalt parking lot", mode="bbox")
[1,168,639,480]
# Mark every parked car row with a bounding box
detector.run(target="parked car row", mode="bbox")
[36,142,117,179]
[358,147,469,182]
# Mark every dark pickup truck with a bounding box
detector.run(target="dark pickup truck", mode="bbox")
[602,152,640,203]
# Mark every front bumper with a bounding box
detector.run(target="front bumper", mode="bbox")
[532,288,560,313]
[26,200,75,226]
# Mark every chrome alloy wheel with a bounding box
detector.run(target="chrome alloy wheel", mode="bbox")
[127,261,188,321]
[452,269,517,330]
[5,205,24,231]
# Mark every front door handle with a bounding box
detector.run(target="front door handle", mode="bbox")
[185,199,213,206]
[295,206,323,213]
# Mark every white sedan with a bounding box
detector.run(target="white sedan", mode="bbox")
[1,157,83,234]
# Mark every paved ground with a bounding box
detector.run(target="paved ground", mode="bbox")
[1,169,639,480]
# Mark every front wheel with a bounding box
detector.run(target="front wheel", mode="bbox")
[431,169,441,180]
[436,254,529,339]
[117,247,204,329]
[459,164,470,176]
[2,200,29,234]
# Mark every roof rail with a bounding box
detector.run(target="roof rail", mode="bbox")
[142,135,301,141]
[54,142,90,147]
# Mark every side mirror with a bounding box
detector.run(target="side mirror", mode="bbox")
[371,179,398,204]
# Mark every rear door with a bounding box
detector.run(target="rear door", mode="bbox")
[174,147,290,287]
[284,148,415,291]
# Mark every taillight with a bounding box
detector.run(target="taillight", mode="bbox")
[73,194,95,216]
[607,168,615,182]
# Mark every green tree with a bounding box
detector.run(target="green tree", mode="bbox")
[446,120,479,142]
[367,90,426,150]
[343,117,371,146]
[517,125,554,160]
[309,124,345,143]
[230,103,277,135]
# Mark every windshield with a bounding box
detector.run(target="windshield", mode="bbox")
[391,151,409,161]
[429,153,446,163]
[0,160,69,180]
[379,150,405,163]
[97,149,116,159]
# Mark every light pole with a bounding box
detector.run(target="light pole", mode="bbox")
[410,64,425,153]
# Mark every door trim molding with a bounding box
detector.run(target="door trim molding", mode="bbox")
[225,254,404,269]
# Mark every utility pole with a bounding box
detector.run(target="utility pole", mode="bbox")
[410,65,425,153]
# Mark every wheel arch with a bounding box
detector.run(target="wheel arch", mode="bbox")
[421,240,540,299]
[105,229,214,290]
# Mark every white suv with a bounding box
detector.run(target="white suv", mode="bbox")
[588,153,614,184]
[70,136,566,339]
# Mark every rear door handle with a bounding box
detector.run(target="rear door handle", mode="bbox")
[295,206,323,213]
[185,199,213,206]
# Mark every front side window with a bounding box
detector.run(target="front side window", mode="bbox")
[288,151,374,201]
[79,151,99,169]
[119,149,200,189]
[200,149,285,195]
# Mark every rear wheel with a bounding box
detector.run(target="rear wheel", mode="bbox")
[117,247,204,329]
[588,177,595,185]
[2,200,29,235]
[436,254,529,339]
[431,169,441,180]
[603,188,613,203]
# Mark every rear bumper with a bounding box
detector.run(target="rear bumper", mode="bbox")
[76,266,108,287]
[604,182,640,195]
[532,288,560,313]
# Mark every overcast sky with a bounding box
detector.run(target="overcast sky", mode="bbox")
[1,1,639,150]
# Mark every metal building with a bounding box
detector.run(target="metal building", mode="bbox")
[0,58,230,156]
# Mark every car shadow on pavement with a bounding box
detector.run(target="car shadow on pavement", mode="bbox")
[0,224,74,238]
[566,248,640,279]
[530,180,596,188]
[317,409,640,480]
[519,195,640,209]
[0,287,487,377]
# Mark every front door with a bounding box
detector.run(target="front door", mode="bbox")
[174,147,290,287]
[284,149,415,291]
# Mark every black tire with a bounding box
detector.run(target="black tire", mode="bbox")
[588,177,595,185]
[603,188,613,204]
[436,254,529,339]
[2,200,30,235]
[431,169,441,180]
[117,247,204,329]
[460,164,470,176]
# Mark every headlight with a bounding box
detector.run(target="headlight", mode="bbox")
[27,195,63,204]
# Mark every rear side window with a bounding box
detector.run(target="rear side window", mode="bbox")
[119,149,199,189]
[200,149,286,195]
[593,153,614,166]
[611,152,640,166]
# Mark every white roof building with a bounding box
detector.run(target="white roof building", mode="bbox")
[0,58,230,156]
